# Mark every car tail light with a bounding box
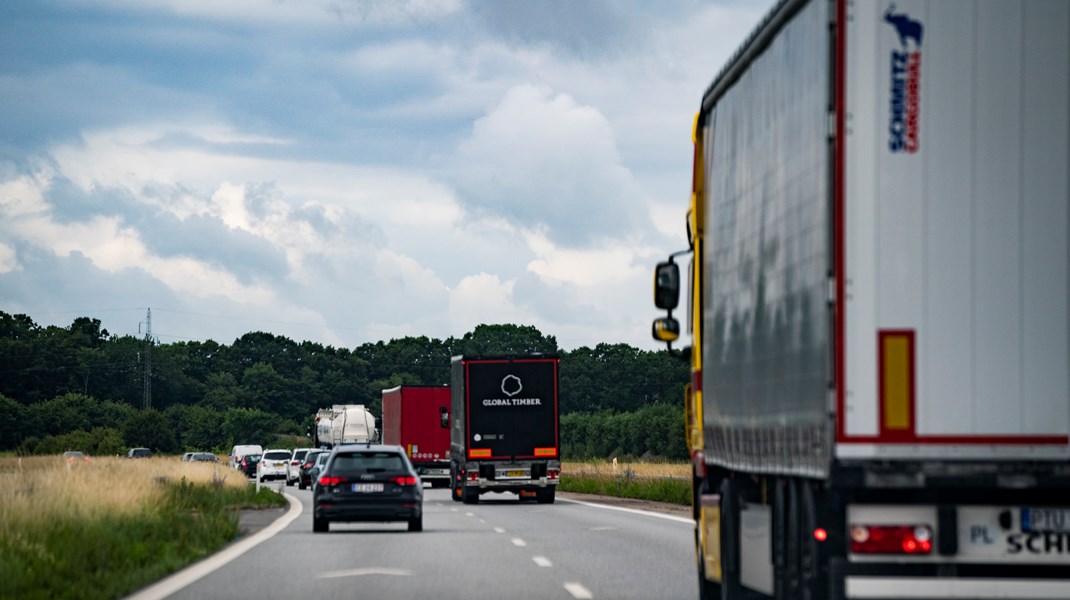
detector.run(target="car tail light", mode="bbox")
[290,460,299,466]
[392,476,418,486]
[850,524,932,554]
[319,475,344,486]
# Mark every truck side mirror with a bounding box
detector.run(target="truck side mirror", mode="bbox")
[440,406,449,429]
[654,261,680,310]
[652,317,680,343]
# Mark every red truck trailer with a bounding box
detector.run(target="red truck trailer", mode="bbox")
[382,385,452,488]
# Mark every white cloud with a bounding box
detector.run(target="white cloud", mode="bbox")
[524,231,648,287]
[0,243,15,274]
[453,83,645,246]
[448,272,524,333]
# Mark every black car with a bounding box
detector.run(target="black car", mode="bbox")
[298,450,326,490]
[239,454,262,477]
[312,444,423,533]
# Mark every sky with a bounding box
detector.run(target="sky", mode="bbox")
[0,0,772,351]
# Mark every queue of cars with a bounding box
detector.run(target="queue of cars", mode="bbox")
[69,443,426,534]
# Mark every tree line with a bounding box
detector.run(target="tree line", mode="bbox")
[0,312,689,460]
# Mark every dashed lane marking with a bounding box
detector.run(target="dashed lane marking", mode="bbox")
[511,538,527,547]
[494,527,506,534]
[318,567,413,579]
[564,582,594,599]
[532,556,553,568]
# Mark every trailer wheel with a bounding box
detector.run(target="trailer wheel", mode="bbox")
[536,488,555,504]
[718,477,746,599]
[462,485,480,504]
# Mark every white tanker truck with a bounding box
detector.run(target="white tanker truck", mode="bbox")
[313,405,378,448]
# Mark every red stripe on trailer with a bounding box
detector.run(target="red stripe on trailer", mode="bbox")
[834,0,848,443]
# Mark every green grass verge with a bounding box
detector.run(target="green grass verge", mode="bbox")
[0,480,285,600]
[558,472,691,505]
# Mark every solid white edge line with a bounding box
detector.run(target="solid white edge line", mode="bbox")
[124,492,303,600]
[557,498,693,524]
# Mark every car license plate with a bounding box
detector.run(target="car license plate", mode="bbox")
[352,483,384,493]
[1022,508,1070,532]
[273,462,285,467]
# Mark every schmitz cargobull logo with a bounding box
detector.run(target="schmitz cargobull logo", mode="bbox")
[884,3,923,153]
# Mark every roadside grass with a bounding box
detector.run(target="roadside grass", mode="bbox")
[0,456,285,600]
[559,460,691,505]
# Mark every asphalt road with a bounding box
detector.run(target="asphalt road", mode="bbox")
[135,483,698,600]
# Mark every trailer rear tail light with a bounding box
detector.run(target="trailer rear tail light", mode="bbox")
[392,476,418,486]
[850,524,932,554]
[468,471,479,481]
[319,476,345,486]
[548,469,559,480]
[813,528,828,542]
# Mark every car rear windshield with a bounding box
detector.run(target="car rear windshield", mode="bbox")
[293,449,308,459]
[330,452,405,473]
[264,451,291,460]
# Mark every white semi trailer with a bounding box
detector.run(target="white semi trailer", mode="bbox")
[313,405,378,448]
[652,1,1070,598]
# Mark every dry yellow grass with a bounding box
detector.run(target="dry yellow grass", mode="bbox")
[562,459,690,479]
[0,455,249,526]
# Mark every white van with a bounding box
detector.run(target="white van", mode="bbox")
[229,444,263,470]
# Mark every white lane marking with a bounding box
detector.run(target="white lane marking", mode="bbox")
[558,498,692,524]
[511,538,527,547]
[319,567,413,579]
[479,519,486,524]
[589,526,616,531]
[494,527,506,534]
[465,512,475,517]
[532,555,553,567]
[450,507,459,512]
[125,492,303,600]
[564,582,594,599]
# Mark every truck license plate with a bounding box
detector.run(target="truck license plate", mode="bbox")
[1022,508,1070,532]
[352,483,384,493]
[497,470,528,479]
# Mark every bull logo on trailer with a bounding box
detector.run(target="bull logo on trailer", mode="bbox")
[884,3,923,153]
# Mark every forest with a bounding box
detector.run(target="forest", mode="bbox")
[0,312,689,460]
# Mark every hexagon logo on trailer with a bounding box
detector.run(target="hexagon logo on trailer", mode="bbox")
[501,374,522,397]
[884,3,923,153]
